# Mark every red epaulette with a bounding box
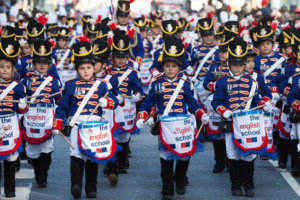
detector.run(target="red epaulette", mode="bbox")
[128,67,139,73]
[48,74,59,80]
[64,78,77,84]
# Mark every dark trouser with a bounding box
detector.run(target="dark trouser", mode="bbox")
[228,159,241,190]
[229,159,254,191]
[107,159,119,176]
[70,156,98,194]
[174,159,190,188]
[212,139,226,170]
[4,160,16,193]
[160,158,174,196]
[278,137,289,166]
[291,140,300,172]
[242,160,254,191]
[31,152,52,184]
[118,141,129,169]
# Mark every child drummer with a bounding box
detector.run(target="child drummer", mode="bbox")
[52,40,118,199]
[0,38,28,198]
[137,38,209,200]
[21,40,62,188]
[212,37,271,197]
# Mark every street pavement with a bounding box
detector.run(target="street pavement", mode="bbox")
[4,127,300,200]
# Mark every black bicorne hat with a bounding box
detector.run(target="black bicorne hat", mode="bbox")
[32,40,52,63]
[15,28,28,47]
[67,18,75,26]
[57,27,70,40]
[276,28,292,49]
[2,26,16,40]
[134,17,149,31]
[260,17,274,26]
[291,29,300,51]
[246,44,258,57]
[197,18,214,36]
[215,26,224,39]
[93,39,110,63]
[255,25,274,44]
[150,13,161,28]
[18,19,29,27]
[177,18,187,32]
[228,37,248,64]
[82,15,91,29]
[101,17,111,25]
[27,22,45,43]
[249,27,258,48]
[0,38,20,65]
[219,30,235,51]
[87,23,100,37]
[72,42,95,67]
[116,1,130,17]
[46,23,58,33]
[97,24,110,40]
[161,20,178,40]
[111,34,130,57]
[224,21,239,35]
[162,38,185,66]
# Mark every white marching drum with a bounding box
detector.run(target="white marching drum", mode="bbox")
[194,80,210,107]
[140,58,153,95]
[58,70,77,86]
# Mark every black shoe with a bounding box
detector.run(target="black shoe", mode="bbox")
[38,181,47,188]
[108,174,118,186]
[245,188,255,197]
[175,185,186,195]
[71,185,81,199]
[125,158,130,169]
[278,161,286,169]
[213,166,225,173]
[27,158,32,165]
[232,189,243,196]
[15,157,21,172]
[291,169,300,177]
[128,150,132,158]
[161,195,173,200]
[185,177,189,186]
[119,166,127,174]
[240,181,246,187]
[86,192,97,198]
[5,192,15,198]
[103,166,109,175]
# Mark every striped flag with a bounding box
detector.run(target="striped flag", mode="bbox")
[96,147,108,153]
[181,141,190,148]
[109,0,114,20]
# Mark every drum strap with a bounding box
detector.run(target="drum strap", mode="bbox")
[192,46,218,80]
[30,76,53,103]
[163,76,187,116]
[104,75,112,82]
[263,57,285,77]
[118,69,132,86]
[252,72,257,81]
[69,80,101,127]
[0,81,18,100]
[245,80,258,111]
[104,75,112,90]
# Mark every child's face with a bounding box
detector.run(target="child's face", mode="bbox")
[163,61,180,80]
[77,62,94,80]
[22,47,31,56]
[285,46,293,56]
[152,27,160,35]
[117,16,129,25]
[245,56,255,73]
[202,34,214,45]
[230,63,245,76]
[214,38,220,47]
[219,49,227,62]
[113,56,128,68]
[94,61,106,73]
[259,40,274,55]
[0,60,13,79]
[57,38,67,48]
[35,61,50,74]
[140,30,147,39]
[176,31,183,39]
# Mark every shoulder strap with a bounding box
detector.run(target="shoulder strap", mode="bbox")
[104,75,112,82]
[263,57,285,77]
[192,46,218,80]
[245,79,258,111]
[118,69,132,86]
[0,81,18,100]
[30,76,53,103]
[252,72,258,81]
[70,80,101,126]
[163,76,187,116]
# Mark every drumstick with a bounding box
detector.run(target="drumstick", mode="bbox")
[248,101,273,111]
[231,92,258,112]
[0,99,31,104]
[83,92,109,125]
[196,111,210,139]
[43,91,62,99]
[58,131,75,149]
[180,69,188,73]
[25,94,46,99]
[123,95,146,98]
[143,109,158,123]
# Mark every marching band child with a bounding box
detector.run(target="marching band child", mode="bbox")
[137,38,209,200]
[212,37,271,197]
[21,40,62,188]
[0,39,28,198]
[52,40,118,199]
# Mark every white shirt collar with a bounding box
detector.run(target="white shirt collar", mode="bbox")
[229,70,242,80]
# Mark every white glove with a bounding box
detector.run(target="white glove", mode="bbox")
[56,63,64,70]
[147,117,154,126]
[272,93,280,101]
[201,114,209,124]
[133,61,139,70]
[186,66,194,75]
[152,70,160,77]
[52,129,60,135]
[18,98,27,110]
[263,101,272,112]
[136,119,146,129]
[68,63,74,70]
[131,94,141,103]
[117,94,124,105]
[0,128,5,139]
[223,110,233,119]
[98,98,108,108]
